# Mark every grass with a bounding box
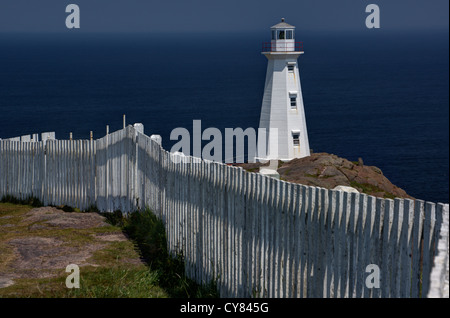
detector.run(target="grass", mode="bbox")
[0,200,166,298]
[0,198,218,298]
[349,181,396,199]
[0,195,43,208]
[67,266,166,298]
[1,266,167,298]
[110,208,219,298]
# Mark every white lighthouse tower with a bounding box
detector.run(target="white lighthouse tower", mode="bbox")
[258,18,310,161]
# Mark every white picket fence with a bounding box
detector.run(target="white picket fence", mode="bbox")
[0,126,448,298]
[427,207,449,298]
[0,131,55,143]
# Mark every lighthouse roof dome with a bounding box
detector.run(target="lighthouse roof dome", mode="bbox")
[271,18,295,29]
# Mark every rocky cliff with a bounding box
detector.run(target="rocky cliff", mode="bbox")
[237,152,413,200]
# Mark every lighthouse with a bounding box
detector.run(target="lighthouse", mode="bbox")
[258,18,310,161]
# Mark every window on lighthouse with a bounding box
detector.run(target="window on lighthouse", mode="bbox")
[290,96,297,109]
[286,30,293,39]
[278,30,285,39]
[292,132,300,146]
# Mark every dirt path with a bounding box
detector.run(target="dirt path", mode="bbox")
[0,204,149,296]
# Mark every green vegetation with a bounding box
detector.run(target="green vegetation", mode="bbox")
[304,172,334,179]
[60,205,81,213]
[278,160,284,169]
[0,200,218,298]
[110,208,219,298]
[66,267,165,298]
[1,195,43,207]
[0,266,167,298]
[349,181,396,199]
[0,201,167,298]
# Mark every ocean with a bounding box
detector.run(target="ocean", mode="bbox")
[0,30,448,203]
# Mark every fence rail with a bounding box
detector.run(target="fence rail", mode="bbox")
[0,126,448,298]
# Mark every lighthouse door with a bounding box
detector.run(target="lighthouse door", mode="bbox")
[292,131,300,157]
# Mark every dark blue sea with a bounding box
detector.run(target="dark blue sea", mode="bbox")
[0,30,448,203]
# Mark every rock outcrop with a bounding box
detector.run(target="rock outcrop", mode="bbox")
[236,152,412,200]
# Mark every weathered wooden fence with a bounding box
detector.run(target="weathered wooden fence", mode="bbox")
[0,126,448,298]
[0,131,55,143]
[427,205,449,298]
[0,141,45,201]
[95,127,137,213]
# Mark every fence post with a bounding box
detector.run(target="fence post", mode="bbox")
[422,202,436,296]
[427,204,449,298]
